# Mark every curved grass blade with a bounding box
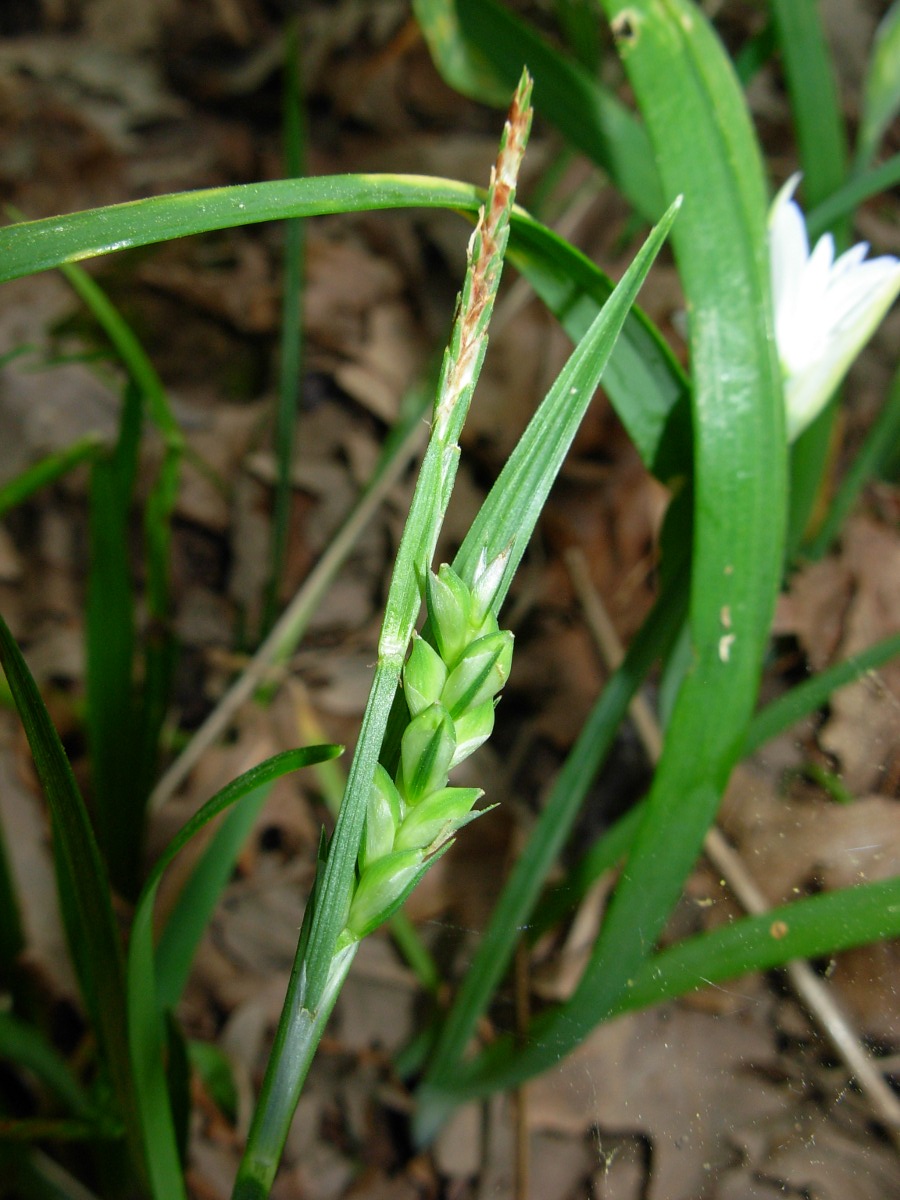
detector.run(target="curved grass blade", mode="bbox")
[262,18,307,637]
[154,783,271,1010]
[423,0,786,1109]
[1,176,688,486]
[0,612,146,1188]
[412,0,512,105]
[427,0,664,221]
[744,631,900,755]
[62,263,183,869]
[807,152,900,239]
[128,744,342,1200]
[613,875,900,1016]
[0,176,480,284]
[0,435,104,519]
[86,383,141,893]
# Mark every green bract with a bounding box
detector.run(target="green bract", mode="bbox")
[341,559,514,942]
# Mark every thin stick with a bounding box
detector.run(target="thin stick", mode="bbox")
[564,545,900,1145]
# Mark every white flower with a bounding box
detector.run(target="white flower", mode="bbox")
[769,173,900,441]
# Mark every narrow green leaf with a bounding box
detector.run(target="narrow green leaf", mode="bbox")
[86,383,141,893]
[770,0,848,210]
[154,784,271,1011]
[804,360,900,559]
[429,0,786,1105]
[0,176,481,284]
[807,152,900,239]
[0,612,146,1187]
[62,261,183,847]
[128,745,342,1200]
[733,18,776,86]
[506,217,691,482]
[614,876,900,1016]
[412,0,512,104]
[2,175,689,486]
[451,197,682,604]
[0,435,104,518]
[745,632,900,755]
[60,264,182,446]
[444,0,665,220]
[262,17,307,636]
[856,1,900,169]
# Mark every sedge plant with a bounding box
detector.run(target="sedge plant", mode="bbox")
[0,1,899,1194]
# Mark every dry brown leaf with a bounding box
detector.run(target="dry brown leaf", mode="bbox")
[527,1004,784,1200]
[775,515,900,794]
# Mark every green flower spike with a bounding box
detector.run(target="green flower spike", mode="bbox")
[361,764,402,871]
[342,554,514,942]
[404,635,448,718]
[426,565,478,669]
[441,630,514,718]
[449,699,496,768]
[399,703,457,805]
[346,848,425,939]
[394,786,483,853]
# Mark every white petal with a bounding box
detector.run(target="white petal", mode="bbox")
[769,172,900,441]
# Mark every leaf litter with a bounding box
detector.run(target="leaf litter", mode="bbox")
[0,2,897,1198]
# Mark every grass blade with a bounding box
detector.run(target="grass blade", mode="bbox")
[0,176,482,284]
[0,612,146,1189]
[506,217,691,482]
[804,361,900,558]
[770,0,848,210]
[86,383,141,894]
[616,876,900,1015]
[0,435,104,518]
[3,176,690,490]
[430,0,665,221]
[856,1,900,170]
[451,198,682,603]
[417,561,688,1124]
[128,746,342,1200]
[62,263,183,872]
[261,18,307,636]
[425,0,786,1106]
[745,632,900,755]
[154,784,270,1010]
[412,0,512,105]
[807,152,900,238]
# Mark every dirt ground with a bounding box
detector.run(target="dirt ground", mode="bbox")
[0,2,898,1198]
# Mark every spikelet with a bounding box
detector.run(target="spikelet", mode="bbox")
[344,555,513,940]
